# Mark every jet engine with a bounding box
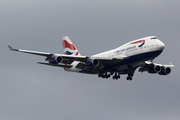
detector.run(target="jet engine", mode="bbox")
[148,65,161,73]
[49,56,63,64]
[158,67,171,75]
[86,59,99,67]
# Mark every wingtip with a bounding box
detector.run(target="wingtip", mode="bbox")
[169,62,175,67]
[8,45,18,51]
[8,45,14,51]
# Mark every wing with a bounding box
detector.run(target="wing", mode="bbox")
[138,61,175,75]
[37,62,73,68]
[8,45,51,57]
[142,61,175,68]
[8,46,124,69]
[8,45,88,62]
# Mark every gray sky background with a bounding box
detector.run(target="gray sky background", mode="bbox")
[0,0,180,120]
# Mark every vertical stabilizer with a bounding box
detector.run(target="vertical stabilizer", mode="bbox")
[62,36,81,56]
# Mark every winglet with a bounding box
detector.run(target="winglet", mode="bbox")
[8,45,18,51]
[169,62,175,67]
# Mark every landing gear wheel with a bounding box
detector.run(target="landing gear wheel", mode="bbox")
[127,72,133,81]
[108,74,111,78]
[105,75,109,79]
[117,75,120,80]
[127,76,132,80]
[102,75,105,79]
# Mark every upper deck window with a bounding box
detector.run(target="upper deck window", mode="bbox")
[151,37,158,39]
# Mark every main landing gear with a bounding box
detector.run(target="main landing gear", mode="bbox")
[98,73,111,79]
[98,71,134,81]
[98,71,120,80]
[112,72,120,80]
[126,73,133,81]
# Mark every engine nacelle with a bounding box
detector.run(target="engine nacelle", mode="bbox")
[49,56,63,64]
[86,59,99,67]
[148,65,161,74]
[158,67,171,75]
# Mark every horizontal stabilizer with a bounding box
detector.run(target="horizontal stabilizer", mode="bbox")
[37,62,72,68]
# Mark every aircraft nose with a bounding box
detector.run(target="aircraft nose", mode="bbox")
[159,40,165,51]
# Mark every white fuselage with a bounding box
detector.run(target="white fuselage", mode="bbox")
[92,36,164,58]
[65,36,165,73]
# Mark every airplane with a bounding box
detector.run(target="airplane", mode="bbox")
[8,36,174,80]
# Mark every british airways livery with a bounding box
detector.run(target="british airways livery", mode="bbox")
[8,36,174,80]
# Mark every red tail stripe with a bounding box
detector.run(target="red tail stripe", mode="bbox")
[131,40,145,44]
[62,40,76,50]
[75,52,79,56]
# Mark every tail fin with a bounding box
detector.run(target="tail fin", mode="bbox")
[62,36,81,56]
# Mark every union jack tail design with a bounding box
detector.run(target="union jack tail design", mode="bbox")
[62,36,81,56]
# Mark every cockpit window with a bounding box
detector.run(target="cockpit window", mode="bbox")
[151,37,158,39]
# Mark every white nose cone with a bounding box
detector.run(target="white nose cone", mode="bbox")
[159,40,165,51]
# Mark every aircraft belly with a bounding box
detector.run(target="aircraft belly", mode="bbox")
[79,70,98,74]
[107,50,163,70]
[122,50,162,64]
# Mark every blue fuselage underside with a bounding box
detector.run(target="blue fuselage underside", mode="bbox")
[80,50,162,74]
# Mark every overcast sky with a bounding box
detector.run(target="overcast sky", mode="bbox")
[0,0,180,120]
